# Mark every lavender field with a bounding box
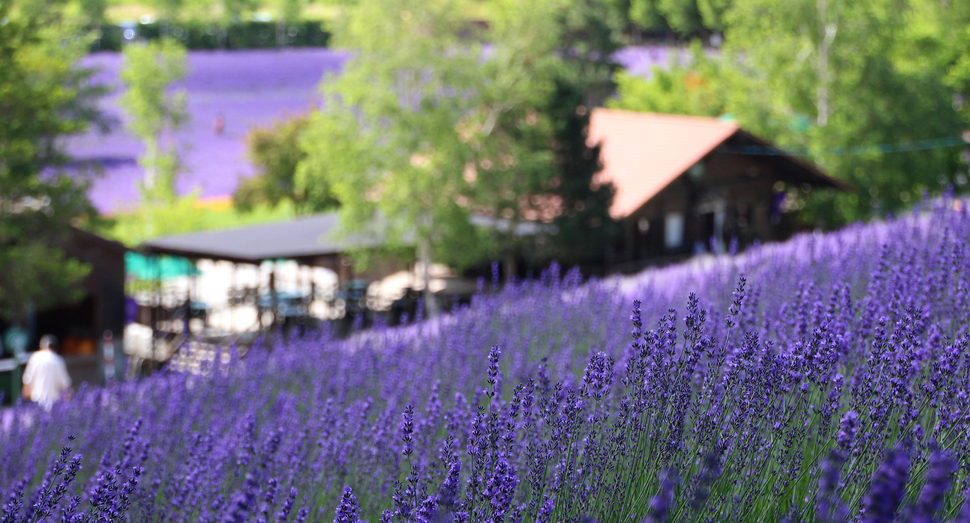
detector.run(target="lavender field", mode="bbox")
[69,49,349,214]
[68,47,673,214]
[6,200,970,522]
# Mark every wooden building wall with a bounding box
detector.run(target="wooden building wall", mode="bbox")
[612,150,811,270]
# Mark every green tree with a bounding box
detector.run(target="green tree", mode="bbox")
[935,1,970,128]
[627,0,665,33]
[119,38,188,205]
[275,0,307,45]
[622,0,713,38]
[0,0,106,323]
[221,0,258,23]
[74,0,107,27]
[148,0,186,38]
[297,0,621,292]
[235,115,338,214]
[724,0,963,224]
[539,0,621,268]
[297,0,490,313]
[695,0,730,32]
[614,0,966,226]
[610,42,724,116]
[657,0,702,35]
[453,0,567,278]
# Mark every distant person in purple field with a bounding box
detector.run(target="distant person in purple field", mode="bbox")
[214,113,225,136]
[21,335,72,412]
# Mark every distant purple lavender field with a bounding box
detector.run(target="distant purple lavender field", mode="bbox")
[69,46,673,214]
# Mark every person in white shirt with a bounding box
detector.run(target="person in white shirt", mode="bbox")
[22,335,72,411]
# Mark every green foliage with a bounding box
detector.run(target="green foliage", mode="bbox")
[613,0,967,226]
[622,0,721,38]
[627,0,664,32]
[0,0,105,322]
[73,0,108,26]
[656,0,702,35]
[723,0,964,225]
[297,0,495,271]
[695,0,730,31]
[148,0,184,23]
[276,0,306,23]
[937,2,970,121]
[540,0,622,266]
[610,43,724,116]
[92,20,331,51]
[235,115,338,214]
[109,194,297,246]
[220,0,259,23]
[0,236,91,323]
[118,38,188,203]
[294,0,622,274]
[456,0,567,271]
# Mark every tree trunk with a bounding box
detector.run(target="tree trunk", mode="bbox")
[503,254,517,285]
[816,0,836,128]
[417,235,440,318]
[503,214,519,284]
[145,138,158,194]
[277,20,287,48]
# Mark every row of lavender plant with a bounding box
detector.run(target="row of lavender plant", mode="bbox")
[4,199,970,522]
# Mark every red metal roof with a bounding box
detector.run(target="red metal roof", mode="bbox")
[588,108,739,219]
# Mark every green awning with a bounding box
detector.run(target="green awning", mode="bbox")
[126,252,200,280]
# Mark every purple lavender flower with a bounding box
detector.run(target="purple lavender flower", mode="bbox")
[859,447,911,523]
[3,199,970,523]
[815,452,847,523]
[275,487,297,523]
[485,457,518,522]
[487,346,502,400]
[333,486,364,523]
[535,496,555,523]
[643,470,678,523]
[401,405,415,459]
[836,410,859,456]
[901,449,957,523]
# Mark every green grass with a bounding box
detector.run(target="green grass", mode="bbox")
[107,194,297,247]
[102,0,344,24]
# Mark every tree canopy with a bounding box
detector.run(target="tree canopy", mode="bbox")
[234,115,338,215]
[119,37,188,205]
[0,0,106,323]
[290,0,620,285]
[613,0,970,226]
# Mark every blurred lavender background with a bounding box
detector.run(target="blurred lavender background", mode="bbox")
[68,46,675,214]
[68,49,348,213]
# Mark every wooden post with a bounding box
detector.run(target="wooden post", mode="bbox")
[257,262,264,328]
[152,253,160,373]
[230,262,236,333]
[269,262,278,328]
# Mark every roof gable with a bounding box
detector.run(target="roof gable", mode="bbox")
[588,109,740,219]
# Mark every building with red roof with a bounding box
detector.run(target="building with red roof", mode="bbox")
[588,108,849,269]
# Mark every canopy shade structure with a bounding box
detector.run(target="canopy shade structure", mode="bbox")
[126,252,201,280]
[140,213,388,265]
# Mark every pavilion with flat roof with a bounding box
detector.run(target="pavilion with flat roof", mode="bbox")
[141,212,386,276]
[132,213,410,348]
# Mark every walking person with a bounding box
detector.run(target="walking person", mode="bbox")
[21,335,72,412]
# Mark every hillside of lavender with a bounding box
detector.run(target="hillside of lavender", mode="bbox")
[5,200,970,522]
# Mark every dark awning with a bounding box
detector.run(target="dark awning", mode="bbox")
[141,212,386,264]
